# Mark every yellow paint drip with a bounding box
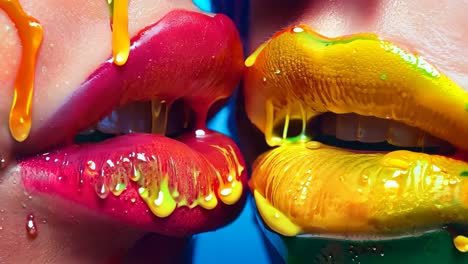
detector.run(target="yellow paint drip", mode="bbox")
[139,177,176,218]
[211,145,244,205]
[199,191,218,210]
[109,0,130,66]
[1,0,43,142]
[102,143,245,217]
[151,99,172,135]
[218,180,243,205]
[254,190,302,236]
[454,235,468,253]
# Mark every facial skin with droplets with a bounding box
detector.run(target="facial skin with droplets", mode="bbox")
[0,1,247,263]
[239,0,468,261]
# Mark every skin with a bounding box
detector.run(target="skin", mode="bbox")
[0,0,209,263]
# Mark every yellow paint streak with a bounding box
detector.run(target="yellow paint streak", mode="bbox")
[110,0,130,66]
[1,0,43,142]
[254,190,302,236]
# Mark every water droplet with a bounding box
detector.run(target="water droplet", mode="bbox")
[0,155,6,169]
[28,195,32,200]
[274,69,281,75]
[95,181,110,199]
[130,197,137,203]
[0,226,3,231]
[0,209,5,213]
[380,253,385,257]
[262,77,267,82]
[26,214,38,239]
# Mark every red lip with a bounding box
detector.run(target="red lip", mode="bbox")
[18,10,247,236]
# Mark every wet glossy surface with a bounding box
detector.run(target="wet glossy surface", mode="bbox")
[0,0,43,142]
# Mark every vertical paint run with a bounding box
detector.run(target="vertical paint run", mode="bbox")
[0,0,43,142]
[108,0,130,66]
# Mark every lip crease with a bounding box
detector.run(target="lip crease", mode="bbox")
[17,9,247,235]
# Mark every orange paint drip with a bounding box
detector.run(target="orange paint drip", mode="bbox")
[1,0,43,142]
[110,0,130,66]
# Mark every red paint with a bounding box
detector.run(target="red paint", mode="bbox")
[18,10,246,236]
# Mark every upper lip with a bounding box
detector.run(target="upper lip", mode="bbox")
[244,25,468,151]
[18,9,247,236]
[15,9,244,156]
[244,24,468,238]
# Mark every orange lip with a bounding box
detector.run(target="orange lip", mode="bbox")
[243,25,468,251]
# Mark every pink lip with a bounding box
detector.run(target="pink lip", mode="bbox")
[17,10,247,235]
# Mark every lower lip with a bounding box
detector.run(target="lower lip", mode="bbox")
[21,130,247,236]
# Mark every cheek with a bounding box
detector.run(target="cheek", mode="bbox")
[0,10,20,114]
[0,11,20,154]
[377,0,468,91]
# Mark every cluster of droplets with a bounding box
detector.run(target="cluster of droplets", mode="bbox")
[348,244,385,263]
[42,140,243,218]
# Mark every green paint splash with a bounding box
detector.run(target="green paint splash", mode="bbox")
[461,171,468,177]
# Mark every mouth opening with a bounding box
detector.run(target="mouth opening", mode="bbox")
[272,112,456,155]
[74,98,196,144]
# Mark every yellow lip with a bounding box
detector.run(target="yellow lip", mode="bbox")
[243,25,468,249]
[244,25,468,149]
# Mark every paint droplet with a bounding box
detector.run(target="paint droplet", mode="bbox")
[380,73,387,80]
[26,214,38,239]
[306,141,321,150]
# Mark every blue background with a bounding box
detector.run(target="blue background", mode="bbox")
[190,1,272,263]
